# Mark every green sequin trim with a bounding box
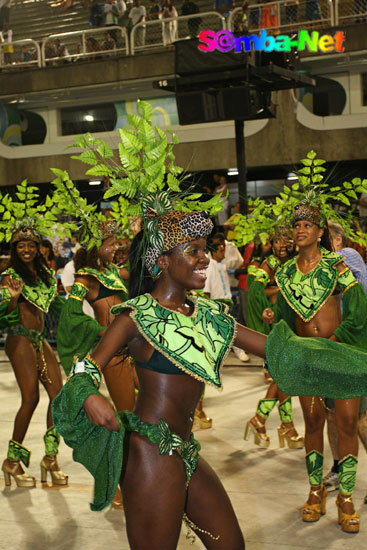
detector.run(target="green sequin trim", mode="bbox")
[2,267,57,313]
[122,411,201,482]
[76,264,127,292]
[267,254,280,271]
[8,440,31,467]
[278,397,293,423]
[111,294,235,388]
[275,249,348,322]
[338,454,358,494]
[69,282,89,301]
[337,267,358,294]
[306,450,323,486]
[44,426,60,455]
[254,268,270,285]
[256,398,277,419]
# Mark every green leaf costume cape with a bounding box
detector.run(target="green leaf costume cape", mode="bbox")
[247,255,280,335]
[110,294,236,388]
[265,250,367,399]
[56,264,127,375]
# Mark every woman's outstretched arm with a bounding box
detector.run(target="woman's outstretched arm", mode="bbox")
[234,323,267,359]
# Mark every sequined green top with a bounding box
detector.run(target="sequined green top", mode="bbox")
[76,264,127,293]
[275,248,356,322]
[1,266,57,313]
[111,294,236,389]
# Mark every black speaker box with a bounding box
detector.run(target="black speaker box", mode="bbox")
[176,87,274,124]
[175,38,249,76]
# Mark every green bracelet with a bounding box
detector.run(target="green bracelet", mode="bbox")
[69,353,102,388]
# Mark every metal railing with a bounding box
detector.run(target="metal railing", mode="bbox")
[228,0,334,35]
[335,0,367,24]
[130,11,225,55]
[40,25,129,66]
[0,38,42,69]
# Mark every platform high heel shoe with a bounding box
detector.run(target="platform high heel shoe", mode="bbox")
[40,426,68,486]
[277,397,304,449]
[2,440,36,488]
[302,485,327,522]
[336,455,360,533]
[336,493,360,533]
[244,398,277,447]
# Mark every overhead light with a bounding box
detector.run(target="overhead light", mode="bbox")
[89,180,101,186]
[228,168,239,176]
[287,172,298,181]
[84,114,94,122]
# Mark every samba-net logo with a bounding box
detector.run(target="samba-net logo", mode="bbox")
[198,29,346,54]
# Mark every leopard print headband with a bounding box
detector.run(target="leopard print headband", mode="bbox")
[145,210,213,276]
[293,204,322,226]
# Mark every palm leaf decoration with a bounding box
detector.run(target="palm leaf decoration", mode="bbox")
[0,180,61,243]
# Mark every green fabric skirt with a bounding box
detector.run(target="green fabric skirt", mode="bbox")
[266,320,367,400]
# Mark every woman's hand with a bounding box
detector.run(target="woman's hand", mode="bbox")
[83,394,120,431]
[263,308,274,324]
[6,277,24,299]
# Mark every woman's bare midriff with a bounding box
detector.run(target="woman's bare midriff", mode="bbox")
[295,294,342,338]
[17,301,45,331]
[133,366,204,441]
[91,293,123,327]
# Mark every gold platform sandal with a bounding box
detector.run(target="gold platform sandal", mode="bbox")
[40,426,68,486]
[277,397,304,449]
[336,494,360,533]
[302,485,327,522]
[244,398,277,447]
[2,440,36,488]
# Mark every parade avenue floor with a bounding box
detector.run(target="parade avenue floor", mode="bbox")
[0,349,366,550]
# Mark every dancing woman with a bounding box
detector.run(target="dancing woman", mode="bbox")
[244,230,304,449]
[53,208,267,549]
[57,220,136,413]
[264,203,367,532]
[1,227,67,487]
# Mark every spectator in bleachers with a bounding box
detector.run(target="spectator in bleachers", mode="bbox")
[54,38,70,62]
[129,0,147,46]
[19,44,36,63]
[161,0,178,44]
[116,0,127,24]
[120,0,133,29]
[0,0,10,31]
[305,0,321,20]
[104,0,119,25]
[89,0,104,27]
[181,0,201,38]
[86,35,101,60]
[102,30,116,51]
[260,0,279,33]
[148,0,161,20]
[1,22,13,66]
[214,174,230,227]
[285,0,299,23]
[214,0,234,20]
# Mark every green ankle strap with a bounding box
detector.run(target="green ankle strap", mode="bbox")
[306,450,323,487]
[338,454,358,494]
[256,398,277,420]
[278,397,293,423]
[44,426,61,455]
[7,440,31,467]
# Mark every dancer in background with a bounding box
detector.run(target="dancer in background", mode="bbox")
[244,228,304,449]
[0,182,67,488]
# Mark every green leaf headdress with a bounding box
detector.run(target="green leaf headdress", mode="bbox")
[60,100,222,274]
[0,180,58,244]
[279,150,367,245]
[50,169,120,250]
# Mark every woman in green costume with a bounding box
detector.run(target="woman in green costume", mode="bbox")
[56,220,137,509]
[57,220,136,412]
[54,207,267,549]
[244,230,304,449]
[1,228,68,488]
[264,203,367,533]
